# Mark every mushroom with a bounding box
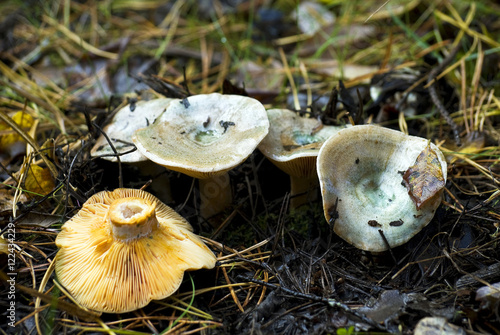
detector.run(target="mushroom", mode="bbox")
[317,125,447,252]
[133,93,269,218]
[91,98,175,201]
[91,98,174,163]
[414,317,466,335]
[258,109,348,208]
[55,188,216,313]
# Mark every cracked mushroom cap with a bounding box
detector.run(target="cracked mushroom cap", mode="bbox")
[55,188,216,313]
[91,98,174,163]
[258,109,348,178]
[132,93,269,179]
[317,125,447,252]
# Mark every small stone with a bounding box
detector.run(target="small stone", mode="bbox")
[414,317,465,335]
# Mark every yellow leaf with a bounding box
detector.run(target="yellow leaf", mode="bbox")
[24,164,55,196]
[0,111,34,152]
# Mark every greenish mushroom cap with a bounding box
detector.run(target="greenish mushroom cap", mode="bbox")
[133,93,269,179]
[258,109,348,178]
[91,98,174,163]
[317,125,447,252]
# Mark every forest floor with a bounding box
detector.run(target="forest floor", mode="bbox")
[1,0,500,334]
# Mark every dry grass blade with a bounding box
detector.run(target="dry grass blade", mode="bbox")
[43,15,118,59]
[1,0,500,333]
[221,266,245,313]
[279,47,300,111]
[435,6,500,48]
[0,64,71,133]
[0,271,101,323]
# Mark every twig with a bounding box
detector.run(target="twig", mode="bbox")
[238,275,386,331]
[427,45,462,145]
[92,122,123,188]
[0,181,65,236]
[63,141,93,220]
[378,229,397,264]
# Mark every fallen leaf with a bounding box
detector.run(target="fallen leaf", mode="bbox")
[0,188,27,215]
[24,164,55,196]
[292,2,335,36]
[0,111,33,158]
[16,212,61,228]
[357,290,405,323]
[403,142,445,210]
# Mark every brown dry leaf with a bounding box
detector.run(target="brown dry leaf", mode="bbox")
[0,189,14,213]
[304,60,379,82]
[0,188,27,215]
[233,60,284,91]
[403,142,446,210]
[297,25,376,58]
[16,212,61,228]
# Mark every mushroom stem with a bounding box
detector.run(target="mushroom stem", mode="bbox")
[198,173,232,219]
[133,161,173,204]
[290,174,319,209]
[108,197,158,241]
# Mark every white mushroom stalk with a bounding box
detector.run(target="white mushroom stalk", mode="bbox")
[317,125,447,252]
[133,93,269,219]
[107,197,158,241]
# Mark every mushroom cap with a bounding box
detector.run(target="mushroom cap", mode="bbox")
[55,188,216,313]
[258,109,347,178]
[91,98,174,163]
[133,93,269,179]
[317,125,447,252]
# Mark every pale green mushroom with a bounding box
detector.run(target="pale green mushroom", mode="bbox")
[91,98,174,163]
[317,125,447,252]
[91,98,176,201]
[133,93,269,219]
[258,109,348,209]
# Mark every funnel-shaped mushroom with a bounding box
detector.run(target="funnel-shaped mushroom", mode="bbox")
[317,125,447,252]
[55,188,216,313]
[133,93,269,218]
[91,98,174,163]
[258,109,348,208]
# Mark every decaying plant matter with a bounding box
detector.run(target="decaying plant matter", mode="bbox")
[1,1,500,334]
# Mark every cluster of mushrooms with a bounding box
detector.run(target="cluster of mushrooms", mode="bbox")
[56,93,447,313]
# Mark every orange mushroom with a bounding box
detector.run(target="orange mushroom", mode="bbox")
[55,188,216,313]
